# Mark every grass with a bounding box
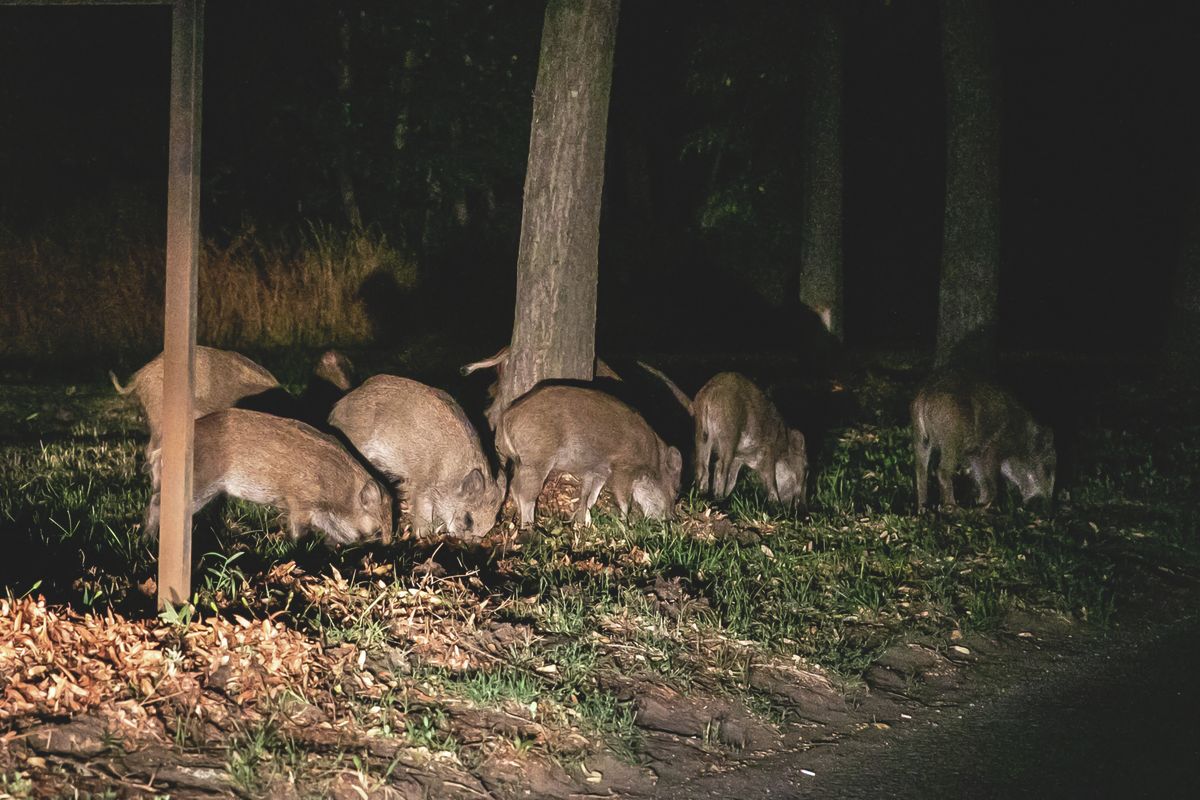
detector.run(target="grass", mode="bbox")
[0,205,417,358]
[2,356,1198,789]
[225,717,305,796]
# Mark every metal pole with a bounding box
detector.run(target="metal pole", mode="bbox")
[157,0,203,608]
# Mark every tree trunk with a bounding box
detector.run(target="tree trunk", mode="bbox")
[936,0,1000,371]
[797,2,845,341]
[1166,188,1200,381]
[334,8,363,230]
[495,0,620,416]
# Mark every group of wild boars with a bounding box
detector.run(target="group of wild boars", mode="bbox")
[118,337,1058,554]
[496,384,683,527]
[111,346,357,453]
[117,345,512,544]
[640,364,809,509]
[142,409,392,546]
[329,375,507,539]
[911,373,1056,511]
[117,346,388,548]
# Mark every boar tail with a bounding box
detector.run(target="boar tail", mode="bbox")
[637,361,693,414]
[911,396,930,446]
[109,370,134,395]
[460,345,511,377]
[494,414,523,469]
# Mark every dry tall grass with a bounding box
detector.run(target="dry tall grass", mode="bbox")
[0,216,416,358]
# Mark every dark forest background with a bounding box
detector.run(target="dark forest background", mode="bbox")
[1,0,1197,359]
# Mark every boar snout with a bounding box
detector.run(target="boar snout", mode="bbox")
[665,446,684,496]
[444,468,506,539]
[315,350,357,392]
[307,478,390,548]
[773,429,809,509]
[359,479,394,544]
[629,446,683,520]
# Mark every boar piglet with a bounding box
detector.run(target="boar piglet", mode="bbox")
[692,372,808,508]
[460,345,623,430]
[496,385,683,527]
[911,373,1056,511]
[111,346,279,457]
[143,409,392,546]
[329,375,506,540]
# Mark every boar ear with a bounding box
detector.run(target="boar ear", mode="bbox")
[461,467,486,496]
[360,480,383,509]
[788,429,807,455]
[666,447,683,473]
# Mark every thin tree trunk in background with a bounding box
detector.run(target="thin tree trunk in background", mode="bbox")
[936,0,1000,371]
[496,0,619,416]
[798,1,844,340]
[334,8,363,230]
[1166,188,1200,381]
[450,118,469,226]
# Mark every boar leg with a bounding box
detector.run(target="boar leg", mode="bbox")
[142,493,162,540]
[608,472,633,517]
[410,491,437,537]
[575,469,610,526]
[143,477,221,540]
[970,455,999,507]
[284,501,306,540]
[760,463,782,504]
[913,431,932,512]
[694,427,713,495]
[714,455,744,499]
[935,443,958,509]
[511,463,551,528]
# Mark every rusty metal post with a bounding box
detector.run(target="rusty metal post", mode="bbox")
[157,0,203,608]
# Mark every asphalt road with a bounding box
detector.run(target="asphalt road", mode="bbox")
[680,614,1200,799]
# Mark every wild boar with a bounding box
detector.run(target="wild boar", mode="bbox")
[693,373,808,508]
[298,349,359,425]
[237,349,359,430]
[311,349,357,392]
[911,373,1056,511]
[110,346,279,455]
[460,345,623,430]
[328,375,506,539]
[639,365,809,509]
[142,409,392,546]
[495,384,683,527]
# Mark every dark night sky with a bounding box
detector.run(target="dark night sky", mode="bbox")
[1,0,1196,356]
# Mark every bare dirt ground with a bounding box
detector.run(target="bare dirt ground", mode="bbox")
[676,593,1200,799]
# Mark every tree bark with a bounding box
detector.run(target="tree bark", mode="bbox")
[334,7,363,230]
[797,1,844,341]
[936,0,1000,371]
[496,0,620,416]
